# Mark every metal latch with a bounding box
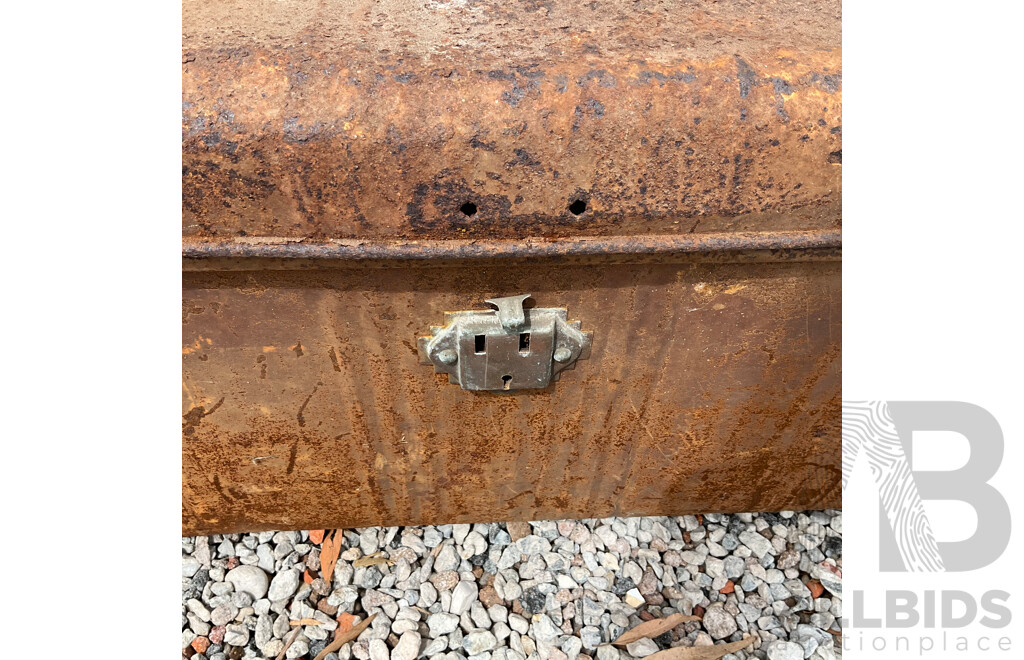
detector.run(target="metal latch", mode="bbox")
[417,294,593,391]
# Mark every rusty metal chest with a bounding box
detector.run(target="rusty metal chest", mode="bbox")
[182,0,842,535]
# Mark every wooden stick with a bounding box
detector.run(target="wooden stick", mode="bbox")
[312,613,378,660]
[275,626,303,660]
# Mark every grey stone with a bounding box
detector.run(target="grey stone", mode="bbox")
[453,524,471,545]
[392,619,419,635]
[811,612,836,630]
[723,556,745,580]
[739,530,774,558]
[463,631,498,655]
[702,605,737,639]
[766,640,805,660]
[424,637,448,656]
[516,535,552,556]
[273,613,291,638]
[470,602,491,628]
[369,639,389,660]
[508,614,529,635]
[210,604,237,627]
[187,598,211,622]
[393,631,422,660]
[187,613,210,637]
[420,582,438,608]
[227,564,269,600]
[810,563,842,597]
[223,623,249,646]
[449,581,478,615]
[254,614,273,650]
[231,590,253,608]
[183,555,202,578]
[561,636,582,660]
[268,568,300,601]
[428,613,461,637]
[580,625,602,649]
[625,639,659,657]
[195,537,212,568]
[435,544,461,572]
[532,614,559,642]
[210,581,234,597]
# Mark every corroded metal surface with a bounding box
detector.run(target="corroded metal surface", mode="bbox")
[182,0,842,534]
[182,0,841,241]
[182,229,841,264]
[183,260,840,535]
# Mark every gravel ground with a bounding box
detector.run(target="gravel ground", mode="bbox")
[182,511,842,660]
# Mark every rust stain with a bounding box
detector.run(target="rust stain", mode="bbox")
[182,260,840,534]
[182,0,841,243]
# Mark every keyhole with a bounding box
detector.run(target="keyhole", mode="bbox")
[501,375,512,390]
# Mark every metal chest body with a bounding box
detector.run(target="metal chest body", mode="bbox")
[182,0,842,535]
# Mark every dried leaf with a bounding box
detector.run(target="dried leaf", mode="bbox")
[643,636,756,660]
[353,551,393,568]
[336,612,358,635]
[312,613,377,660]
[309,530,326,544]
[611,613,702,646]
[302,569,315,584]
[352,551,380,566]
[289,618,323,627]
[320,529,343,586]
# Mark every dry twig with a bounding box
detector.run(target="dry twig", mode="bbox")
[312,612,377,660]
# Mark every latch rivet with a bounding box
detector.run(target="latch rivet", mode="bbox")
[438,349,458,365]
[553,347,572,363]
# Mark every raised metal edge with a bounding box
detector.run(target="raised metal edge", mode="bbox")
[182,230,841,270]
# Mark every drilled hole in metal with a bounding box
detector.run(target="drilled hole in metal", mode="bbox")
[501,375,512,390]
[475,335,486,354]
[568,199,587,215]
[519,332,531,354]
[461,202,478,216]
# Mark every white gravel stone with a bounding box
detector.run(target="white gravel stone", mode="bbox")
[392,631,421,660]
[449,580,478,615]
[428,613,461,637]
[625,639,659,657]
[268,568,300,601]
[185,511,842,660]
[369,638,390,660]
[223,623,250,646]
[182,555,202,577]
[210,603,237,626]
[767,640,805,660]
[703,604,738,639]
[739,530,774,558]
[226,564,270,600]
[463,631,498,655]
[435,544,460,572]
[508,614,529,635]
[517,535,552,556]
